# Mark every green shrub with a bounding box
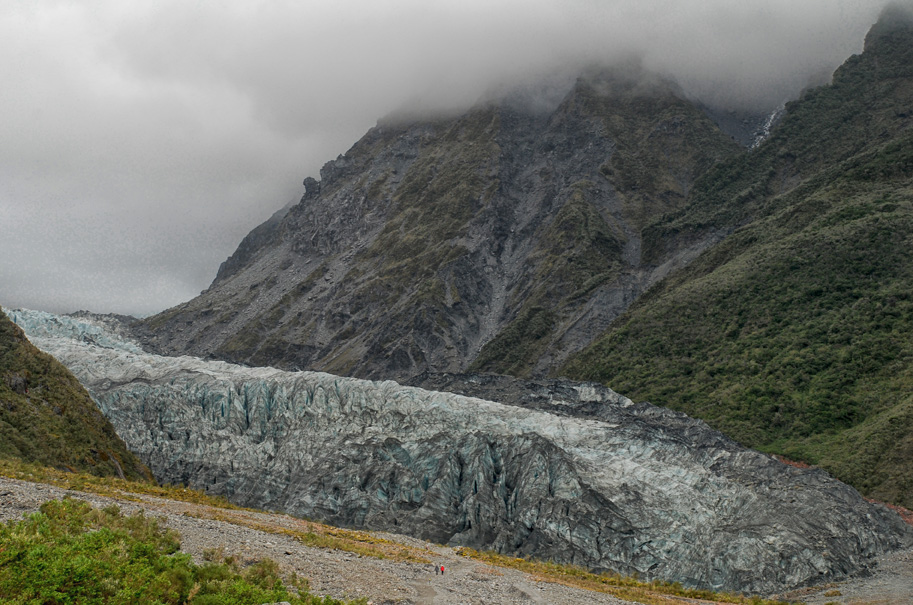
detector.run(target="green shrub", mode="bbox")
[0,497,364,604]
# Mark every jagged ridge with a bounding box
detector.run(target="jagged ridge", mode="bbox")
[135,64,739,381]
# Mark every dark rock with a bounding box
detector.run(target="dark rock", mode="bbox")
[6,373,28,395]
[302,177,320,198]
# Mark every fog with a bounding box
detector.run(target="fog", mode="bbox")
[0,0,896,316]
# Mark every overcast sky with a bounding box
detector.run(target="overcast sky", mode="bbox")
[0,0,895,317]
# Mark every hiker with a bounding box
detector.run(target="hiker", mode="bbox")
[440,564,445,575]
[435,564,439,575]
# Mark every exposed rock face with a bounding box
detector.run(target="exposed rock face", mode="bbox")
[213,200,296,284]
[135,64,740,381]
[14,309,913,595]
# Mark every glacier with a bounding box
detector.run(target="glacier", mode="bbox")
[9,307,913,594]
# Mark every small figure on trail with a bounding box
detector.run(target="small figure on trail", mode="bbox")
[440,564,445,575]
[435,564,439,575]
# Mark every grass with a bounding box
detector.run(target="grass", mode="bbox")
[0,458,239,509]
[184,510,430,564]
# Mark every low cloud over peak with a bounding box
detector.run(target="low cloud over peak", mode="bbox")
[0,0,896,315]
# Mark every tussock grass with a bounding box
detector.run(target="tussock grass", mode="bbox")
[0,458,237,509]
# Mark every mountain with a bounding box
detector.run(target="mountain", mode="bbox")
[0,307,151,481]
[135,63,740,381]
[13,308,913,595]
[134,8,913,507]
[563,4,913,507]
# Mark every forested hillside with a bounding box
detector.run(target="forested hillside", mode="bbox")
[564,6,913,506]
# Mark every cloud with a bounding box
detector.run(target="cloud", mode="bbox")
[0,0,895,315]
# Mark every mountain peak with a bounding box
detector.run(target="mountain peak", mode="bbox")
[138,62,739,381]
[864,2,913,53]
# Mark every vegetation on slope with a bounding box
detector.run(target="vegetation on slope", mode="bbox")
[0,308,151,481]
[136,63,740,382]
[470,185,624,375]
[642,5,913,263]
[564,9,913,506]
[212,108,501,377]
[0,497,361,605]
[323,108,503,375]
[579,69,742,232]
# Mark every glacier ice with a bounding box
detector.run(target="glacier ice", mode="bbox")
[8,307,913,594]
[5,308,143,353]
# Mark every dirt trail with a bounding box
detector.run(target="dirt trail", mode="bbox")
[410,577,438,604]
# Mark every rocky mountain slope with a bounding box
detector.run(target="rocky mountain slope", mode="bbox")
[135,64,739,381]
[136,4,911,510]
[564,4,913,508]
[12,308,913,595]
[0,307,150,481]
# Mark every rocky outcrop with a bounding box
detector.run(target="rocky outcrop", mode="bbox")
[135,64,740,381]
[213,200,295,285]
[14,309,913,595]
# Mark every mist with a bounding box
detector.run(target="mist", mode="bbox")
[0,0,895,316]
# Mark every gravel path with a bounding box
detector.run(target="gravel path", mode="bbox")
[0,477,632,605]
[777,546,913,605]
[5,476,912,604]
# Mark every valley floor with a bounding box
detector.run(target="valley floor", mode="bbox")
[3,475,911,604]
[778,547,913,605]
[0,476,631,605]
